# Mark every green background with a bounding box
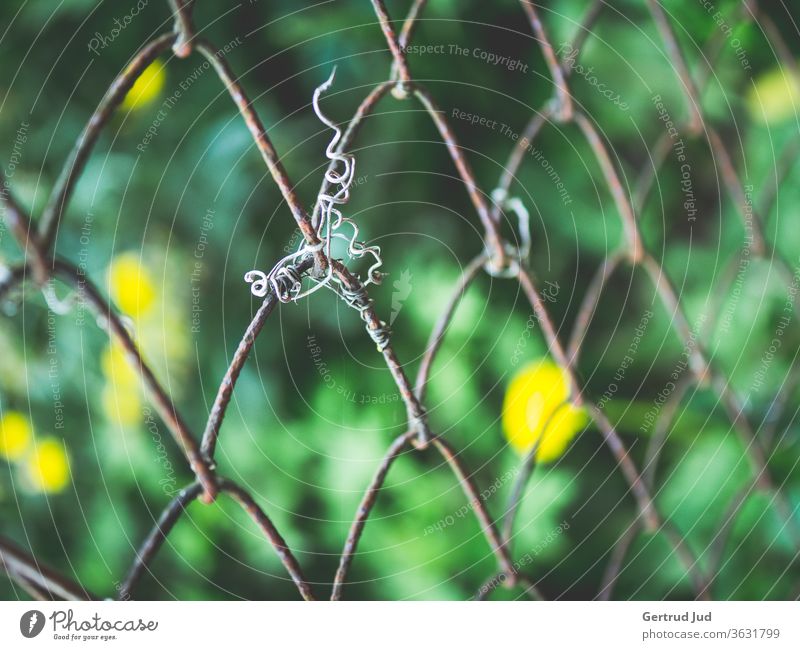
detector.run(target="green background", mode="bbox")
[1,0,799,599]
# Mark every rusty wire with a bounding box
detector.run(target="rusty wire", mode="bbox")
[0,0,798,601]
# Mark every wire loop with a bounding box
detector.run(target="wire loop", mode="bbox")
[245,68,384,302]
[484,188,531,278]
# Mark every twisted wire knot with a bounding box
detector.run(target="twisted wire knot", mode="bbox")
[244,262,305,303]
[339,283,392,352]
[272,265,304,303]
[244,69,382,303]
[168,0,196,58]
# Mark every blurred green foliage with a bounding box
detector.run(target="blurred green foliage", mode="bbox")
[1,0,799,600]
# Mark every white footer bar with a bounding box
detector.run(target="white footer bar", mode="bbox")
[1,601,797,648]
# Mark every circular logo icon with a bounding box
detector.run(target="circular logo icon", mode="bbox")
[20,610,45,638]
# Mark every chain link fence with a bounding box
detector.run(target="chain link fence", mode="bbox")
[0,0,798,600]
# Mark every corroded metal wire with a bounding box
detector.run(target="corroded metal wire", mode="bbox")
[0,0,797,604]
[246,70,383,302]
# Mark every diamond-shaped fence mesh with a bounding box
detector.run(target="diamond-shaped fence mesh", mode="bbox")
[0,0,798,600]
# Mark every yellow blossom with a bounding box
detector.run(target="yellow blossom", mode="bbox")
[0,411,32,461]
[101,383,143,427]
[23,437,70,493]
[101,341,138,388]
[502,359,587,463]
[121,60,166,111]
[100,338,143,425]
[747,66,800,125]
[109,252,157,319]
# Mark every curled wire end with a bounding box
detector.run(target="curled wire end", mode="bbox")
[42,281,75,315]
[244,270,270,298]
[485,188,531,278]
[314,66,337,107]
[312,68,383,293]
[245,266,303,303]
[245,69,382,304]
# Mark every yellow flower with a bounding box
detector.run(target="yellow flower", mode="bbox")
[101,341,138,388]
[502,360,586,462]
[100,338,144,425]
[109,252,157,319]
[23,437,70,493]
[121,60,166,111]
[101,382,143,427]
[747,66,800,125]
[0,411,32,461]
